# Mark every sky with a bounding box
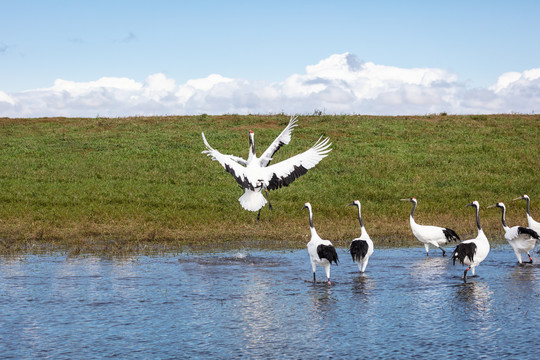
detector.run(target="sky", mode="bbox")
[1,0,539,117]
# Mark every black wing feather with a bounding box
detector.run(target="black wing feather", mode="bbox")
[224,164,255,191]
[452,242,477,265]
[267,165,308,190]
[264,140,287,167]
[443,228,460,242]
[317,244,339,265]
[518,227,540,239]
[350,240,369,262]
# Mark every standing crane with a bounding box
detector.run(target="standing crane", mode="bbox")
[303,202,339,284]
[513,194,540,235]
[400,197,460,256]
[346,200,374,273]
[452,201,490,282]
[488,202,539,264]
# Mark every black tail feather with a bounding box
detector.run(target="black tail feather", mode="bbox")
[452,242,476,265]
[443,228,460,242]
[317,244,339,265]
[350,240,369,263]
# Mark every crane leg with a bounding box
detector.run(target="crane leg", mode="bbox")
[264,190,273,211]
[526,253,533,264]
[463,267,469,283]
[257,209,261,221]
[439,247,446,257]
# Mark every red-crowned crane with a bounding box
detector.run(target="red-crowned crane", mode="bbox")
[400,197,460,256]
[303,202,339,284]
[488,202,540,264]
[513,194,540,235]
[202,116,331,219]
[346,200,374,273]
[452,201,490,282]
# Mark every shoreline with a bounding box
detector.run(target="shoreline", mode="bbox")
[0,114,538,255]
[0,232,508,257]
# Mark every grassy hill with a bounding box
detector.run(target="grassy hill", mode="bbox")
[0,114,538,254]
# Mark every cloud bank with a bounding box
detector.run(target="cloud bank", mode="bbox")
[1,53,539,117]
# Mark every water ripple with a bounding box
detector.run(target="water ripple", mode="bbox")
[0,248,539,359]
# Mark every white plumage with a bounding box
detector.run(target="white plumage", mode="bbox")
[202,116,332,215]
[452,201,490,282]
[303,202,339,284]
[513,194,540,235]
[347,200,374,273]
[488,202,540,264]
[400,197,460,256]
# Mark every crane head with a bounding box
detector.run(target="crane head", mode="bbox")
[487,202,505,209]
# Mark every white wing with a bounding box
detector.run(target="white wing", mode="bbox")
[201,132,247,166]
[201,132,255,190]
[263,136,332,190]
[258,115,298,167]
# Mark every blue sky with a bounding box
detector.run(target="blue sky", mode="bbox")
[1,0,540,116]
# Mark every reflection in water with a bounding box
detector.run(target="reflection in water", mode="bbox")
[452,280,503,351]
[509,263,537,283]
[308,282,336,311]
[454,281,494,317]
[351,273,374,300]
[0,249,539,359]
[411,255,449,280]
[238,274,281,356]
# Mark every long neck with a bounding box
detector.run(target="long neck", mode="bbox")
[356,206,365,230]
[526,197,531,217]
[247,133,256,162]
[308,207,315,230]
[410,201,417,219]
[475,206,482,231]
[500,207,508,229]
[308,209,319,237]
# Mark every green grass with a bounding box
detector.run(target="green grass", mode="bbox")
[0,114,538,254]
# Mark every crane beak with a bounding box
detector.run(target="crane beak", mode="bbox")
[466,202,474,207]
[302,205,308,211]
[487,204,497,208]
[400,198,410,202]
[512,197,522,201]
[345,202,354,207]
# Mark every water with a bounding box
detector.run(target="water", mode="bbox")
[1,246,539,359]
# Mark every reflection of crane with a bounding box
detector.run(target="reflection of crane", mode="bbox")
[202,116,331,219]
[346,200,374,273]
[513,194,540,235]
[488,202,539,264]
[303,202,339,285]
[452,201,490,282]
[400,197,460,256]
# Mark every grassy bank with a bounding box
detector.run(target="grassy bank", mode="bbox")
[0,114,538,254]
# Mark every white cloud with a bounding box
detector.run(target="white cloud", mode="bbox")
[1,53,539,117]
[0,90,15,105]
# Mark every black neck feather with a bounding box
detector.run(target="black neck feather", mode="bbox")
[475,205,482,231]
[357,207,364,228]
[500,206,507,228]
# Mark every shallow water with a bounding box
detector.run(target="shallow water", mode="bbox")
[1,246,539,359]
